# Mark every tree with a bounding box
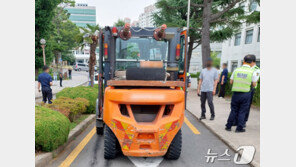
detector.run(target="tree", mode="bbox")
[35,0,63,70]
[77,24,100,87]
[154,0,246,69]
[114,19,125,27]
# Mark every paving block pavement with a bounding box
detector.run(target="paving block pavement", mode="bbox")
[187,79,260,167]
[35,71,89,99]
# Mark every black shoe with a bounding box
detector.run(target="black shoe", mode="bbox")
[199,115,206,120]
[243,124,246,128]
[225,127,231,131]
[235,129,246,133]
[210,115,215,120]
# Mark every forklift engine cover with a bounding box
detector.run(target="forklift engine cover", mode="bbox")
[103,87,185,157]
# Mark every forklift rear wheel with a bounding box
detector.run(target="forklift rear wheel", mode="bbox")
[164,129,182,160]
[104,126,120,159]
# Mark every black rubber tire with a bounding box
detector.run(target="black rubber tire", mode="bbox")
[126,67,166,81]
[164,129,182,160]
[104,126,119,159]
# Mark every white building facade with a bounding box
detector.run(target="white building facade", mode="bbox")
[220,1,260,72]
[189,43,222,73]
[138,4,157,27]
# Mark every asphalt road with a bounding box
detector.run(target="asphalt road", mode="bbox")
[48,111,250,167]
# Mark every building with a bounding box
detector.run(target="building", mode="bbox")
[124,17,131,24]
[131,20,140,27]
[64,3,96,28]
[138,4,157,27]
[189,43,222,73]
[220,1,260,72]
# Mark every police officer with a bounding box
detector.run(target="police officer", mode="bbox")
[37,66,53,104]
[244,55,260,126]
[225,55,258,132]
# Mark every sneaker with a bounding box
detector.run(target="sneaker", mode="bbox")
[210,115,215,120]
[199,115,206,120]
[235,129,246,133]
[225,127,231,131]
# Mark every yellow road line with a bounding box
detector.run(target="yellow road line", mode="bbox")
[184,117,200,134]
[59,127,96,167]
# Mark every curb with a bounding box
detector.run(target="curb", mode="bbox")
[186,109,259,167]
[35,81,88,99]
[35,114,96,167]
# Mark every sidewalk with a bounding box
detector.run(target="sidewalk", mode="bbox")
[35,71,89,99]
[187,79,260,167]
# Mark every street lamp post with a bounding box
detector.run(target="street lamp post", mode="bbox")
[40,38,46,66]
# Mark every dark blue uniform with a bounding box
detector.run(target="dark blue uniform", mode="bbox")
[226,92,251,130]
[38,72,53,104]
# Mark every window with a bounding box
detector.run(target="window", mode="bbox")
[245,29,254,44]
[234,33,241,46]
[257,27,260,42]
[231,61,238,72]
[250,1,258,12]
[115,37,168,70]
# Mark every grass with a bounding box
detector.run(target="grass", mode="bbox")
[69,114,91,130]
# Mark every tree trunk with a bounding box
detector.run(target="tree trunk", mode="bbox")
[201,0,212,68]
[89,36,98,87]
[187,38,194,72]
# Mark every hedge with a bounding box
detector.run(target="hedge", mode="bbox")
[193,72,260,106]
[56,86,98,113]
[35,106,70,152]
[44,97,89,122]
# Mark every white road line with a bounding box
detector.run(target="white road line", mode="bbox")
[128,157,164,167]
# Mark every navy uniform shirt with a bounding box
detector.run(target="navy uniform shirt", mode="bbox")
[38,72,52,88]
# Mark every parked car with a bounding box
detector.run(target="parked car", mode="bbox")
[73,63,88,71]
[94,72,98,85]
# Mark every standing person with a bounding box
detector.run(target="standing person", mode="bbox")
[244,55,260,126]
[53,70,57,81]
[197,58,219,120]
[59,71,63,87]
[225,55,258,133]
[37,66,53,104]
[215,65,221,95]
[68,66,73,80]
[218,63,228,98]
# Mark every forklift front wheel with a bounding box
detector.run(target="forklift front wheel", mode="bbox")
[164,129,182,160]
[104,126,120,159]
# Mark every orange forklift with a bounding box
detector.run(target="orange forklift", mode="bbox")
[95,23,189,159]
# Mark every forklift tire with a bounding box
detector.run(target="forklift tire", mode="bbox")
[104,126,119,159]
[164,129,182,160]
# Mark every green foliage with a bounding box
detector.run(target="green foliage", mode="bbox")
[35,106,70,152]
[35,1,80,69]
[210,52,221,68]
[154,0,246,45]
[44,97,90,122]
[114,19,125,27]
[70,114,90,130]
[35,0,63,69]
[56,86,98,113]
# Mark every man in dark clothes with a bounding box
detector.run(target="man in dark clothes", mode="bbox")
[59,71,63,87]
[37,66,53,104]
[218,63,228,98]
